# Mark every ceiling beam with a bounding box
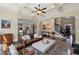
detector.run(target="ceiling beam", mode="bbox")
[16,3,29,14]
[53,3,63,13]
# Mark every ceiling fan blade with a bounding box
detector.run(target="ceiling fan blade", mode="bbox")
[41,8,47,10]
[37,13,40,15]
[34,7,39,10]
[41,10,46,13]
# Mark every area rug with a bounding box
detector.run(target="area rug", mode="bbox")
[26,41,68,55]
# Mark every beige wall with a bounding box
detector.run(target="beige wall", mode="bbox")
[61,17,75,27]
[75,16,79,44]
[61,17,75,34]
[0,13,18,42]
[0,19,18,42]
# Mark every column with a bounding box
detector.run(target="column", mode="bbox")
[36,22,40,34]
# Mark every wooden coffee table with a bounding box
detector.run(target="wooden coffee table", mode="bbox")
[32,39,55,53]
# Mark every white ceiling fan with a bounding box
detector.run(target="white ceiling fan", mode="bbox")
[32,4,47,15]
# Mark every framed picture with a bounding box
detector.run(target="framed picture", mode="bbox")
[1,20,11,28]
[43,24,47,30]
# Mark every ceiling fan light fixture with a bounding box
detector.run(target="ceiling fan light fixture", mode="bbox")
[37,11,42,14]
[32,4,47,15]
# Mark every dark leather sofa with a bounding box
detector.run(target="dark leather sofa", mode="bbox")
[18,33,43,47]
[0,34,34,55]
[72,44,79,54]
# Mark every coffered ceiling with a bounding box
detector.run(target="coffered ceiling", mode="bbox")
[0,3,79,20]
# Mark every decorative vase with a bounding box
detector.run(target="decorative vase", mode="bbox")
[42,38,49,44]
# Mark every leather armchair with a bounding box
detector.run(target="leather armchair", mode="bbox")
[16,44,34,55]
[18,34,43,47]
[0,35,4,44]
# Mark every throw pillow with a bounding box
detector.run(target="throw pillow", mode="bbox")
[9,44,18,55]
[24,35,31,40]
[39,35,42,38]
[34,34,39,38]
[21,36,27,41]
